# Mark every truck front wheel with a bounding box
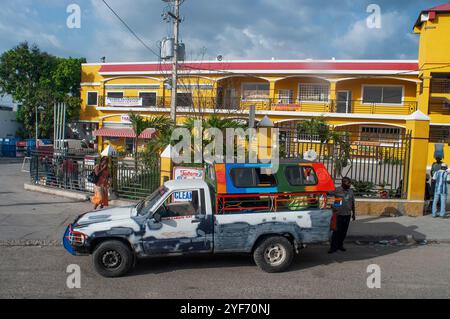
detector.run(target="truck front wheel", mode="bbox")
[253,236,294,273]
[92,240,134,278]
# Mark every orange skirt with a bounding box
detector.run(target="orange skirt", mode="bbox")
[91,186,109,207]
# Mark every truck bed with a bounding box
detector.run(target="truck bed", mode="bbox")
[213,209,332,253]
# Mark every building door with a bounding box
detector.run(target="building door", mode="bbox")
[337,91,352,113]
[224,88,238,109]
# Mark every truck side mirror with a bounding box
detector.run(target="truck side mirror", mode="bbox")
[153,212,162,223]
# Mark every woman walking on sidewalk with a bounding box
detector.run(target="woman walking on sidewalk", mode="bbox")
[91,157,111,210]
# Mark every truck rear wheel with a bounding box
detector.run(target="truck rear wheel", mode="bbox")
[92,240,134,278]
[253,236,294,273]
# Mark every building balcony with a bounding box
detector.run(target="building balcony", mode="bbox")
[431,78,450,94]
[96,96,418,116]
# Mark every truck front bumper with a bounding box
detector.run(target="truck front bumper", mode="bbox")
[63,225,90,256]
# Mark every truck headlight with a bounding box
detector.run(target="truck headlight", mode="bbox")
[67,226,88,246]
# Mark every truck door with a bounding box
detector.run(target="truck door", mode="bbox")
[142,188,214,255]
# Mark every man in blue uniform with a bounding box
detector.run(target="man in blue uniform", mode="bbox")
[432,163,449,218]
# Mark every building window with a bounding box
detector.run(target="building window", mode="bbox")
[429,127,450,143]
[278,90,294,104]
[360,126,401,140]
[242,83,270,101]
[107,92,124,99]
[430,73,450,94]
[176,93,193,106]
[298,84,329,102]
[139,92,157,107]
[87,92,98,106]
[362,86,403,104]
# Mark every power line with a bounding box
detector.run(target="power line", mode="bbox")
[101,0,161,60]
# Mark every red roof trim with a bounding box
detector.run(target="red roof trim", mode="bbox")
[99,61,418,74]
[427,3,450,12]
[415,2,450,28]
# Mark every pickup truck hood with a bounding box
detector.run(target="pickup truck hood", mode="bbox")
[75,206,135,227]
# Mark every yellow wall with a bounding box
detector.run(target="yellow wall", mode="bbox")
[416,13,450,67]
[415,12,450,123]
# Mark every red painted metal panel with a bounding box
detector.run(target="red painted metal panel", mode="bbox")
[99,61,419,73]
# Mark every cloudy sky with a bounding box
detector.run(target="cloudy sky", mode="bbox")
[0,0,445,63]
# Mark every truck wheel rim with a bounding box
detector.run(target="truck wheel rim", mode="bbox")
[264,244,286,266]
[101,250,122,269]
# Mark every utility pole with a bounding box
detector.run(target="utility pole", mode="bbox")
[169,0,181,123]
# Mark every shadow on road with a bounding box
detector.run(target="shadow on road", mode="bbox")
[129,224,422,277]
[350,216,428,241]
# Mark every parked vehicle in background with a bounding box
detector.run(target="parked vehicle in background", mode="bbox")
[63,160,340,277]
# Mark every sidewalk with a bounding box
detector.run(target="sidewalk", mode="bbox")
[347,215,450,243]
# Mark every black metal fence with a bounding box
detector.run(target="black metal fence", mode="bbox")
[279,129,412,199]
[111,160,160,200]
[30,151,161,200]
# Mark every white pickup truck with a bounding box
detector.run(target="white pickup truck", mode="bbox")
[64,179,334,277]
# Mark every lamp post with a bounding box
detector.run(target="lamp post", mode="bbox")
[35,105,45,147]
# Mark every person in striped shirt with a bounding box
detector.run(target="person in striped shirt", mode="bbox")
[432,163,449,218]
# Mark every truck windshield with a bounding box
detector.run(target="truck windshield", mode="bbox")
[136,187,167,216]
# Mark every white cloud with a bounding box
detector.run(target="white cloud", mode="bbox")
[332,11,418,59]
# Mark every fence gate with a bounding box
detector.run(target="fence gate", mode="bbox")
[280,130,412,199]
[112,160,161,200]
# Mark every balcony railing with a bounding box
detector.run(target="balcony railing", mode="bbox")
[97,96,418,115]
[431,79,450,94]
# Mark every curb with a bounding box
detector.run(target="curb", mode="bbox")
[24,183,90,201]
[346,235,450,244]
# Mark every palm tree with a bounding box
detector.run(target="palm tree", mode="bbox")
[182,115,246,162]
[129,112,175,169]
[297,117,351,177]
[297,116,331,158]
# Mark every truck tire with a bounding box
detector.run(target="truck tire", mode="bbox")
[92,240,134,278]
[253,236,294,273]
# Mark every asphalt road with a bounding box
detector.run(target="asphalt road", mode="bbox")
[1,161,450,299]
[1,244,449,299]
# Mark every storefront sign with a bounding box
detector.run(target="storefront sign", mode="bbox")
[121,114,131,123]
[106,97,143,107]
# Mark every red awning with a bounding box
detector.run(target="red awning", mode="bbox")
[93,128,156,139]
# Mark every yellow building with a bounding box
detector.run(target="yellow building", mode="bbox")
[76,3,450,210]
[79,60,423,152]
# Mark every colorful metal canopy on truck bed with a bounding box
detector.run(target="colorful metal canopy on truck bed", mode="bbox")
[205,160,335,195]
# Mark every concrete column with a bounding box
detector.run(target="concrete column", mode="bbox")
[269,80,277,110]
[329,81,337,112]
[160,145,173,185]
[417,75,431,115]
[98,120,104,153]
[257,116,275,161]
[405,111,430,215]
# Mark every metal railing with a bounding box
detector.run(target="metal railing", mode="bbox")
[97,96,418,115]
[279,129,412,199]
[431,78,450,94]
[30,151,96,192]
[29,151,161,200]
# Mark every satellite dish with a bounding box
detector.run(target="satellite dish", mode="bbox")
[303,150,318,162]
